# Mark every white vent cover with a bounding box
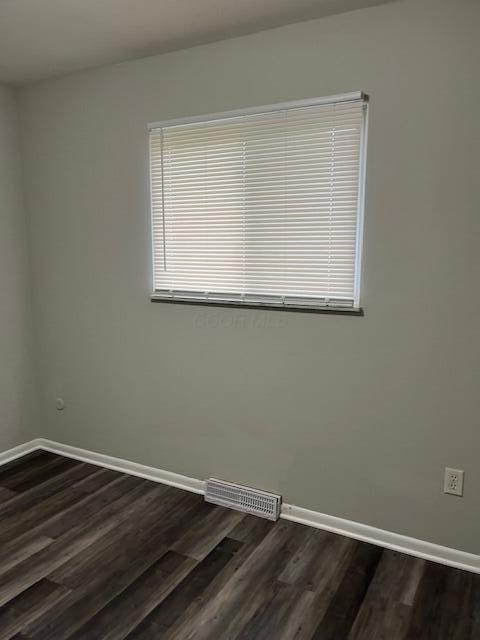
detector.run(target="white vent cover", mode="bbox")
[205,478,282,521]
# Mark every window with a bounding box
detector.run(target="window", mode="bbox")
[149,92,368,312]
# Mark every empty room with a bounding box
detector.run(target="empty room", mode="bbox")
[0,0,479,637]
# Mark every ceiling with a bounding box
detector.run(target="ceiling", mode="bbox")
[0,0,395,86]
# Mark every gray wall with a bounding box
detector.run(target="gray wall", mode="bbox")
[19,0,480,552]
[0,85,38,450]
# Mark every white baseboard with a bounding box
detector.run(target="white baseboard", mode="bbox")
[1,438,479,574]
[0,439,43,467]
[280,503,480,574]
[36,439,205,495]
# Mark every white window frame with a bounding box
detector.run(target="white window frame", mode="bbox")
[148,91,369,314]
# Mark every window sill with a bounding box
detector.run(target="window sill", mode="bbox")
[150,296,364,316]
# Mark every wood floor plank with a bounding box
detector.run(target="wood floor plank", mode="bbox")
[279,527,340,591]
[3,458,80,494]
[0,537,54,578]
[69,467,123,494]
[154,524,275,640]
[309,542,384,640]
[269,589,317,640]
[127,537,244,639]
[405,562,478,640]
[434,568,476,640]
[400,557,426,606]
[161,520,305,640]
[347,551,423,640]
[68,552,197,640]
[0,580,70,640]
[0,453,55,484]
[0,468,114,545]
[289,536,356,640]
[0,467,128,571]
[0,456,75,493]
[0,488,17,504]
[229,514,275,545]
[465,573,480,640]
[18,493,205,639]
[1,452,477,640]
[404,562,449,640]
[0,463,99,519]
[234,580,315,640]
[171,503,244,560]
[48,485,191,588]
[0,476,149,607]
[39,474,144,540]
[21,545,174,640]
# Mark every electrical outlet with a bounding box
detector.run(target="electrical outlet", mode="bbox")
[444,468,464,496]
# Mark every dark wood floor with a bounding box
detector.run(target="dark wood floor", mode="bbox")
[0,451,478,639]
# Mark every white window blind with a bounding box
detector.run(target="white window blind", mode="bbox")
[149,92,368,310]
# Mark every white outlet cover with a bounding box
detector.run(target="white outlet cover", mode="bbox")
[444,467,464,496]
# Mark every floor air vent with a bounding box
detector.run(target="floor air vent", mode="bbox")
[205,478,282,521]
